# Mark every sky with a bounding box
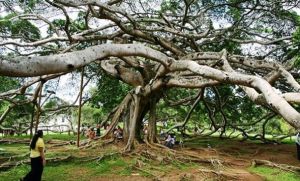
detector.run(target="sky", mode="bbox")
[44,72,96,104]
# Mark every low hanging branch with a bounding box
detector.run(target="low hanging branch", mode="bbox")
[0,155,73,171]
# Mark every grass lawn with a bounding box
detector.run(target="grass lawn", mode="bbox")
[249,166,300,181]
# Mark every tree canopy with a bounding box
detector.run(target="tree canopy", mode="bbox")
[0,0,300,150]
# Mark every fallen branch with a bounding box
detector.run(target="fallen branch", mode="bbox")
[47,140,76,148]
[0,139,30,144]
[0,155,72,171]
[252,159,300,173]
[0,153,29,163]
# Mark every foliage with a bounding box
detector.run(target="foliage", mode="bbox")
[0,13,41,40]
[160,0,181,13]
[20,0,41,9]
[66,105,105,127]
[0,77,32,129]
[0,77,20,92]
[90,72,131,113]
[1,103,33,128]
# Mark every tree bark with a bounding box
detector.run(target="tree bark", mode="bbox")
[147,96,157,143]
[77,67,84,147]
[34,83,44,133]
[124,93,141,151]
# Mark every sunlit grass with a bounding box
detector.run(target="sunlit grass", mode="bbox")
[249,166,300,181]
[0,143,28,156]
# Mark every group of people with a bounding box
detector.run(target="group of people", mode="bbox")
[85,124,101,140]
[84,124,124,140]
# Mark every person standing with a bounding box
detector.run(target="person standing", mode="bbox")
[296,131,300,160]
[21,130,46,181]
[96,124,101,137]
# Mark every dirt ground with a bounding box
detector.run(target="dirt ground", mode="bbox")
[166,139,300,181]
[86,139,300,181]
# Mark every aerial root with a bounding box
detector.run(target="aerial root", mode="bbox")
[135,142,228,167]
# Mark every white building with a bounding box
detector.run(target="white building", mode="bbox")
[39,114,73,133]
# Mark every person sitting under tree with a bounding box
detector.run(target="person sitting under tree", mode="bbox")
[164,134,175,148]
[114,126,123,140]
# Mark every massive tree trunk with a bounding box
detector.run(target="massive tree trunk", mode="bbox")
[101,84,163,151]
[147,96,158,144]
[124,93,141,151]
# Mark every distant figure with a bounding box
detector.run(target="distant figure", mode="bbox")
[296,132,300,160]
[96,124,101,137]
[143,125,148,135]
[160,129,165,139]
[114,126,123,139]
[179,138,184,148]
[89,128,96,140]
[163,121,168,128]
[21,130,46,181]
[104,123,110,130]
[164,134,175,148]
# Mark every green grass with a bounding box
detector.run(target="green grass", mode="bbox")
[0,157,134,181]
[249,166,300,181]
[0,153,199,180]
[0,152,139,180]
[0,144,28,155]
[0,165,30,181]
[92,156,131,175]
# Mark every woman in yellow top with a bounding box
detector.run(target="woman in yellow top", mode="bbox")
[21,130,46,181]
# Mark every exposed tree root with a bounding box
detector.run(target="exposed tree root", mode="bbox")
[81,152,121,162]
[252,159,300,173]
[198,168,240,180]
[79,138,116,150]
[136,142,229,169]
